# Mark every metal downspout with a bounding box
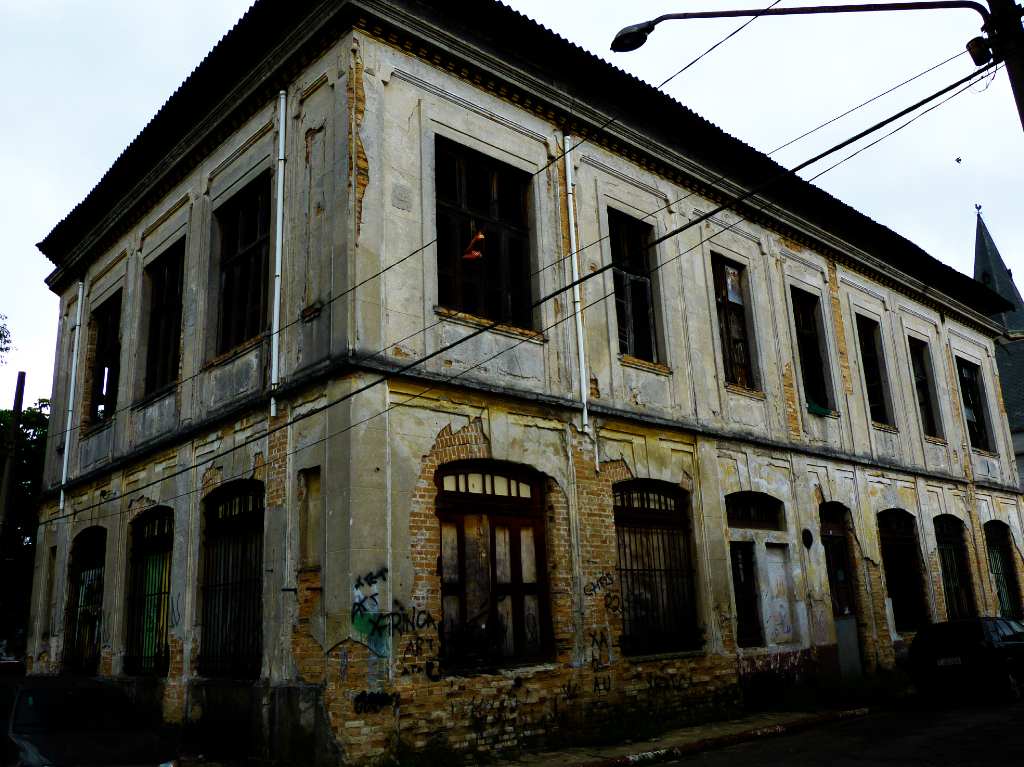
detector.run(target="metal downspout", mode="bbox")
[270,89,287,417]
[563,135,589,431]
[59,280,85,514]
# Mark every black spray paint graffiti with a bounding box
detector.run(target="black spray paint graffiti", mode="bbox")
[583,572,623,616]
[354,567,388,590]
[592,674,612,694]
[397,634,442,681]
[588,628,611,671]
[168,593,183,629]
[353,690,399,714]
[365,600,437,639]
[646,672,687,692]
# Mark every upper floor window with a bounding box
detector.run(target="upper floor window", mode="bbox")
[215,173,271,354]
[435,462,550,669]
[907,336,942,439]
[711,255,756,389]
[85,290,122,425]
[143,241,184,395]
[435,136,532,329]
[956,357,992,451]
[790,287,833,414]
[125,508,173,676]
[609,209,658,362]
[854,314,893,426]
[613,480,700,654]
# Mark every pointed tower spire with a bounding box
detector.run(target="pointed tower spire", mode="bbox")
[973,207,1024,331]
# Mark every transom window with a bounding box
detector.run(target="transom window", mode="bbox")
[613,480,701,654]
[435,136,532,329]
[125,508,173,676]
[712,255,756,389]
[609,209,658,362]
[435,462,549,669]
[726,491,784,531]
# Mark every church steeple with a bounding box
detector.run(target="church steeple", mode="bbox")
[973,206,1024,332]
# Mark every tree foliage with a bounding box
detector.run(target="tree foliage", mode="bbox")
[0,313,10,365]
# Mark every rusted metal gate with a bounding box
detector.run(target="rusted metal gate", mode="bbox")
[125,508,173,675]
[935,515,977,620]
[199,482,264,679]
[64,527,107,674]
[985,521,1022,619]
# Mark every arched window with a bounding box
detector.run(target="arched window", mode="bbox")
[199,480,264,679]
[64,527,107,674]
[435,461,549,668]
[877,509,928,633]
[934,515,977,620]
[614,480,700,654]
[985,520,1022,619]
[125,507,173,676]
[725,491,784,531]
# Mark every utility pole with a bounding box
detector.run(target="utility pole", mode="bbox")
[0,371,26,535]
[988,0,1024,131]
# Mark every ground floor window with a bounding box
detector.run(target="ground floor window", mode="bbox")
[436,462,550,668]
[730,541,762,648]
[985,520,1022,620]
[199,481,264,679]
[64,527,106,675]
[935,515,977,620]
[877,509,928,633]
[124,508,173,676]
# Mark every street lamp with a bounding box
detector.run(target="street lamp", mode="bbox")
[610,1,1024,132]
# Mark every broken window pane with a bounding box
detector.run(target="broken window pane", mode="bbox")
[956,357,992,451]
[712,255,755,389]
[608,208,657,362]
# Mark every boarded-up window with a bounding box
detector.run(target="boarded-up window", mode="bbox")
[730,541,762,648]
[215,173,271,354]
[907,337,942,439]
[613,480,700,654]
[877,509,928,633]
[712,255,756,389]
[763,544,796,645]
[609,209,657,362]
[86,291,122,424]
[435,136,532,329]
[790,287,833,413]
[956,357,992,451]
[934,514,977,620]
[199,481,264,679]
[64,527,106,675]
[143,241,185,395]
[125,508,173,676]
[855,314,893,426]
[985,520,1022,620]
[435,462,550,668]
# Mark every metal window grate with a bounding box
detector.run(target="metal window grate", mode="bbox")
[124,508,173,676]
[199,482,264,679]
[614,480,701,655]
[935,515,977,620]
[985,521,1022,620]
[63,527,107,675]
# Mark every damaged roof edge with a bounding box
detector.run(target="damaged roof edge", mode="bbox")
[36,0,1012,321]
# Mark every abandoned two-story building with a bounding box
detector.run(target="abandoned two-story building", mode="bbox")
[28,0,1024,762]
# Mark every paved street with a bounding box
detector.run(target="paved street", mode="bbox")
[671,701,1024,766]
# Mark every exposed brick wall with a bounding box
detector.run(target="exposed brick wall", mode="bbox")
[827,261,854,396]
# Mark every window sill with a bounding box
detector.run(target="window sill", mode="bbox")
[971,446,999,459]
[624,648,706,664]
[132,382,178,411]
[620,355,672,376]
[433,306,546,344]
[724,384,765,400]
[203,334,266,372]
[806,404,839,419]
[871,421,899,433]
[923,435,947,446]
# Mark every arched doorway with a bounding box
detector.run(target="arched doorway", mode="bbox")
[877,509,928,633]
[64,527,107,674]
[984,520,1022,619]
[934,515,977,620]
[819,502,861,679]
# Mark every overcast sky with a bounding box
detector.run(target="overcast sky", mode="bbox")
[2,0,1021,406]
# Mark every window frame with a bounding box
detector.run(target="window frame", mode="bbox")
[729,540,763,648]
[906,335,943,440]
[854,313,894,427]
[143,240,185,396]
[85,290,123,426]
[711,254,758,391]
[63,527,107,675]
[434,136,534,330]
[955,356,993,452]
[789,285,835,415]
[934,514,978,621]
[984,520,1022,620]
[607,208,659,363]
[124,507,174,676]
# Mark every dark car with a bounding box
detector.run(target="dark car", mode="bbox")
[8,677,176,766]
[909,617,1024,701]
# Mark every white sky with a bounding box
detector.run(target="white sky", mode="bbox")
[1,0,1021,407]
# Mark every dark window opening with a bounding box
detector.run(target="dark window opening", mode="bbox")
[907,337,942,439]
[820,504,858,617]
[877,509,928,633]
[956,357,992,452]
[609,209,657,362]
[215,173,271,354]
[712,256,755,389]
[790,287,833,414]
[934,514,977,620]
[985,521,1022,620]
[436,462,551,669]
[730,541,763,648]
[86,291,122,425]
[726,491,785,531]
[144,241,185,395]
[63,527,106,675]
[855,314,892,425]
[199,481,264,679]
[125,508,173,676]
[613,480,701,654]
[435,136,532,329]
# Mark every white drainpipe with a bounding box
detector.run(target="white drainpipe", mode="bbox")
[563,135,589,431]
[59,280,85,513]
[270,89,287,417]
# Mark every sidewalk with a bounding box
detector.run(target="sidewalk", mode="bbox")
[510,707,870,767]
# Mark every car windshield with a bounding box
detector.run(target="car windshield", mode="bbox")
[12,686,138,733]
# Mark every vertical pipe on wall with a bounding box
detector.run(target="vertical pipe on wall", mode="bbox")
[59,280,85,514]
[563,136,589,432]
[270,89,287,417]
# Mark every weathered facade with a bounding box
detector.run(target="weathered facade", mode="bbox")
[28,1,1024,763]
